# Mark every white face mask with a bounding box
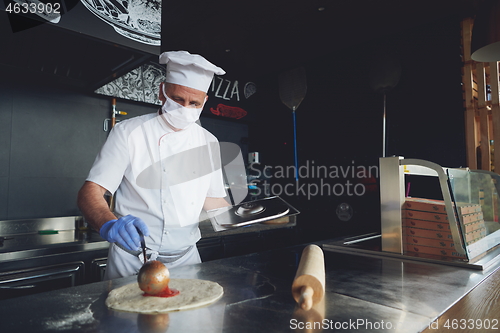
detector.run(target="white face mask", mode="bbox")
[161,85,205,129]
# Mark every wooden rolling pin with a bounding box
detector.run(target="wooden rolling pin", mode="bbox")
[291,244,325,311]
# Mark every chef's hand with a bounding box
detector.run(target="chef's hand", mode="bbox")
[99,215,149,251]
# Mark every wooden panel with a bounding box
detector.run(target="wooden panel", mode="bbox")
[461,18,478,169]
[421,267,500,333]
[491,62,500,172]
[461,18,473,62]
[461,17,500,172]
[477,63,491,170]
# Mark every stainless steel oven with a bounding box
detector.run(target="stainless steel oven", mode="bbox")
[0,217,110,300]
[90,257,107,282]
[0,261,85,300]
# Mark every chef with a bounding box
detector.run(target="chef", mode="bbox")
[77,51,230,280]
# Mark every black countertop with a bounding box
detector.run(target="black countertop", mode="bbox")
[1,241,498,333]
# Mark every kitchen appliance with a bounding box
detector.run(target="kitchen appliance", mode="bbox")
[208,196,299,232]
[0,216,109,300]
[0,261,85,300]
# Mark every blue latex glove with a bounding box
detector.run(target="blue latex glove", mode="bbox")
[99,215,149,251]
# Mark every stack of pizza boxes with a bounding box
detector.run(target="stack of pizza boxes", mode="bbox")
[402,197,487,259]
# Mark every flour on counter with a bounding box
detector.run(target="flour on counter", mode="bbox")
[42,304,95,331]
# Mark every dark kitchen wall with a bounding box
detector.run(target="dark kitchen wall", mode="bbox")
[248,15,466,242]
[0,77,247,220]
[0,78,152,220]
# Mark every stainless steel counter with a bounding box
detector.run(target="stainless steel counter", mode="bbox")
[1,242,498,333]
[0,217,110,263]
[0,231,109,263]
[0,215,296,300]
[0,217,295,263]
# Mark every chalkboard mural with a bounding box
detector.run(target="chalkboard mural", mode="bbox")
[95,62,164,105]
[80,0,161,45]
[210,104,247,119]
[0,0,159,54]
[1,0,255,122]
[206,78,256,120]
[95,62,257,122]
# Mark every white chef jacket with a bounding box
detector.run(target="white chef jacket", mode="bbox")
[86,112,226,253]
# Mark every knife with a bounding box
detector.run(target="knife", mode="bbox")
[136,227,147,263]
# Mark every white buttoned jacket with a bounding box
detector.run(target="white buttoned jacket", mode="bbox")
[86,112,226,253]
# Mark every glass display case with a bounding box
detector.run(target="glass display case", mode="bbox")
[442,166,500,258]
[324,157,500,270]
[381,156,500,264]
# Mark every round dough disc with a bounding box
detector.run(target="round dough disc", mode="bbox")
[105,279,223,314]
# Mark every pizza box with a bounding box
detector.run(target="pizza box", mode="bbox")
[404,244,467,258]
[403,198,447,213]
[403,197,482,215]
[404,226,485,243]
[403,218,451,231]
[459,204,483,215]
[405,235,455,248]
[461,212,483,224]
[405,226,455,240]
[466,228,487,245]
[404,217,486,233]
[402,209,448,222]
[463,219,486,233]
[402,210,483,225]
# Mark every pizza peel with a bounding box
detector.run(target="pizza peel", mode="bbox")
[279,67,307,182]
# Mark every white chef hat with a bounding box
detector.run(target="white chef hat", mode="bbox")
[159,51,225,93]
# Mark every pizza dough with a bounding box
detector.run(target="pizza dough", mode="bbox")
[105,279,223,314]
